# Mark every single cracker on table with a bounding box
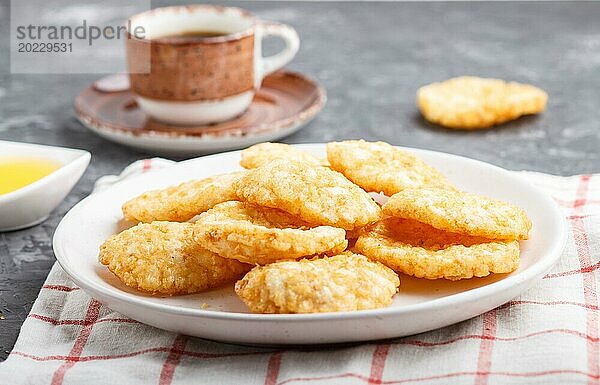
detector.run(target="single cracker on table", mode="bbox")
[122,172,243,223]
[383,187,532,240]
[233,159,381,230]
[235,252,400,314]
[193,201,347,265]
[327,140,455,196]
[99,221,250,295]
[240,142,328,169]
[417,76,548,129]
[355,218,520,280]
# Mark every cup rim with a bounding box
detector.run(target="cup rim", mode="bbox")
[127,4,256,45]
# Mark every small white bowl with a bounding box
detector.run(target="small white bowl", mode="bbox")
[0,141,90,232]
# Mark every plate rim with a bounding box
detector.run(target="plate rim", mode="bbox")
[53,144,567,322]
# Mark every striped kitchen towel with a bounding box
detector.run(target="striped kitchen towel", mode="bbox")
[0,159,598,385]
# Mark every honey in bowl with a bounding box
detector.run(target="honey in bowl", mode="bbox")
[0,157,62,195]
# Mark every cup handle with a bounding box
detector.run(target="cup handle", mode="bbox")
[255,22,300,83]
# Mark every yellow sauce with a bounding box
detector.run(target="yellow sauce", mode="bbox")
[0,157,62,195]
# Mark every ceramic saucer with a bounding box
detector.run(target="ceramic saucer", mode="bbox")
[74,71,326,156]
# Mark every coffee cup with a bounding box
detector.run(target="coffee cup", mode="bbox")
[126,5,299,126]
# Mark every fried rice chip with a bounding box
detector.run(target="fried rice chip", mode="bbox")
[326,140,455,195]
[233,160,381,230]
[99,221,250,295]
[417,76,548,129]
[240,142,328,169]
[355,218,520,280]
[193,201,347,265]
[383,188,531,240]
[122,172,243,223]
[235,252,399,313]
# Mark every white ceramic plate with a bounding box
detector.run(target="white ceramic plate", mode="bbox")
[53,144,566,345]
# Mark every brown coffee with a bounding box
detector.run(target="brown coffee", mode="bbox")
[160,30,229,42]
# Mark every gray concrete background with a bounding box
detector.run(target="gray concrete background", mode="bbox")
[1,1,599,359]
